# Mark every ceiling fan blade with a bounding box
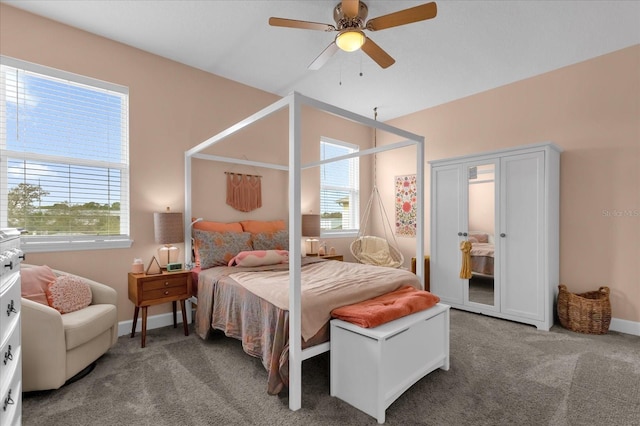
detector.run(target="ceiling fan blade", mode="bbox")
[341,0,360,18]
[361,37,395,69]
[308,42,340,70]
[269,17,335,32]
[366,2,437,31]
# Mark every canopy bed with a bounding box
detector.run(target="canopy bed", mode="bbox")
[184,92,435,411]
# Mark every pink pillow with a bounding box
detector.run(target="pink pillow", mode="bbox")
[46,275,92,314]
[21,265,57,306]
[229,250,289,267]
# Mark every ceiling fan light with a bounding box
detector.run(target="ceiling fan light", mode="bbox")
[336,30,365,52]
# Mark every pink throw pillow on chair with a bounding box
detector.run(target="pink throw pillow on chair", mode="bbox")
[45,275,92,314]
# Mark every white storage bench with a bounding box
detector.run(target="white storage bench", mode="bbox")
[330,303,450,424]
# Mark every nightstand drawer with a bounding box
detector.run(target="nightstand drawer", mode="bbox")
[142,285,188,301]
[141,276,187,291]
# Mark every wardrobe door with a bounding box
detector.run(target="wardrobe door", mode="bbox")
[430,164,464,304]
[499,151,545,321]
[465,161,498,310]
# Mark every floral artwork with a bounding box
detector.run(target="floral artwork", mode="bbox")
[395,174,417,237]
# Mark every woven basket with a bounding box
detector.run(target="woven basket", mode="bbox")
[557,284,611,334]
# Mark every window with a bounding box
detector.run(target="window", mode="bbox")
[320,138,359,236]
[0,57,130,252]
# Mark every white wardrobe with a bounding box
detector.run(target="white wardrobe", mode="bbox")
[429,142,561,330]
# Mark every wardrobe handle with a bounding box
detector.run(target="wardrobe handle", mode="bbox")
[457,232,468,237]
[500,233,506,237]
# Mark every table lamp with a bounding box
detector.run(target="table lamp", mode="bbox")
[154,207,184,268]
[302,214,321,255]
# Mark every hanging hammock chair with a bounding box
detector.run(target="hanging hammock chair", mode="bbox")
[350,186,404,268]
[350,107,404,268]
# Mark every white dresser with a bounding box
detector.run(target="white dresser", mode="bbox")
[0,229,22,426]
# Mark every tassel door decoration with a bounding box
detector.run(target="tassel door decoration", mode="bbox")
[459,240,472,279]
[226,173,262,212]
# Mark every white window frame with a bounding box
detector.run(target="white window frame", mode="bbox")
[319,137,359,238]
[0,56,131,252]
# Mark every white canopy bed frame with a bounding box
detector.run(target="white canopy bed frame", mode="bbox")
[184,91,425,411]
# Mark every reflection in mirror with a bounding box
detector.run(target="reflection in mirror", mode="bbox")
[467,164,495,306]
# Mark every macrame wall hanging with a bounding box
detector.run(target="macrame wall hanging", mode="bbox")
[226,172,262,212]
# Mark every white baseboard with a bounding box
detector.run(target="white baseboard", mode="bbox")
[609,317,640,336]
[117,301,195,337]
[117,310,640,338]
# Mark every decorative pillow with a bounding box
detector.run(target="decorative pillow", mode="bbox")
[229,250,289,267]
[239,220,286,235]
[193,229,252,269]
[21,265,57,306]
[193,219,243,233]
[45,275,92,314]
[468,236,479,244]
[252,230,289,251]
[192,220,244,266]
[469,232,489,243]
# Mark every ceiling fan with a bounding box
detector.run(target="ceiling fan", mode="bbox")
[269,1,437,70]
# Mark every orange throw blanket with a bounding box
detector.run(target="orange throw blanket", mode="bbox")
[331,285,440,328]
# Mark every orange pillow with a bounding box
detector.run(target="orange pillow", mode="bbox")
[193,219,243,233]
[21,265,57,306]
[240,220,286,235]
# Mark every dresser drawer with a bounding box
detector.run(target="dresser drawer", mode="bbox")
[0,370,22,426]
[0,277,21,344]
[0,325,21,389]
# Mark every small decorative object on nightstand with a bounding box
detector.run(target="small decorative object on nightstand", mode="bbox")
[128,270,192,348]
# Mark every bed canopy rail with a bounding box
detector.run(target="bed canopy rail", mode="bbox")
[185,91,425,411]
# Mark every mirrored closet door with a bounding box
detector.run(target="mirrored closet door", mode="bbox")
[465,162,497,308]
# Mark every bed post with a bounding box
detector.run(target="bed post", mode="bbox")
[415,137,425,288]
[184,152,193,267]
[288,93,303,411]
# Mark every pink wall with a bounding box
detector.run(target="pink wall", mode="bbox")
[380,45,640,323]
[0,5,371,323]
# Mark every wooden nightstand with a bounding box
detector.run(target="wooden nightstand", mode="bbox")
[128,270,192,348]
[309,253,344,261]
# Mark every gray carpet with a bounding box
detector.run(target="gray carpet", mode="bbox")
[22,310,640,425]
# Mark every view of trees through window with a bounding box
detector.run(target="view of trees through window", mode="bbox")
[8,182,121,235]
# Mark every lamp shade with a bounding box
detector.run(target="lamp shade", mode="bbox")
[301,214,321,237]
[154,209,184,244]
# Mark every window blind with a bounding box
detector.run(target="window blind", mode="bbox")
[320,138,359,234]
[0,56,130,252]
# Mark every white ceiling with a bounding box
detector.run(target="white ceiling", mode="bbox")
[3,0,639,120]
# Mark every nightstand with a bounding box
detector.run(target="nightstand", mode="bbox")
[128,270,192,348]
[309,253,343,261]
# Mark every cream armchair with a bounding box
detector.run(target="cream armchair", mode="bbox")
[21,265,118,392]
